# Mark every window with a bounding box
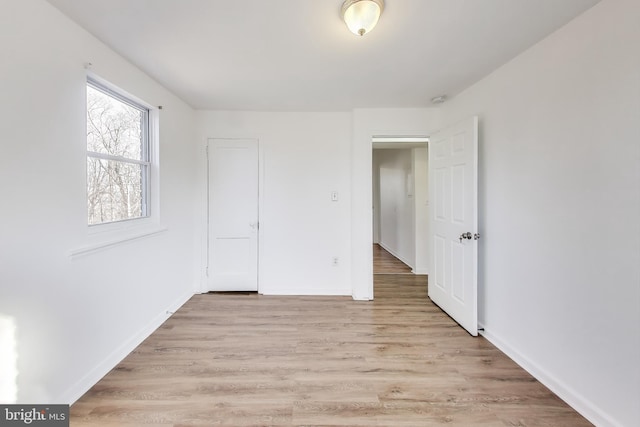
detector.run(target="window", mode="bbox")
[86,78,150,225]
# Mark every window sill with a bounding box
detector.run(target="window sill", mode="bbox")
[69,225,168,259]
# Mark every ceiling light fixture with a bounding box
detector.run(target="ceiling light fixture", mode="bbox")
[341,0,384,37]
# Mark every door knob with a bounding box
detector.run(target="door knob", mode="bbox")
[459,232,472,242]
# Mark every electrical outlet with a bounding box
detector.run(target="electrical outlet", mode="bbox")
[332,256,339,266]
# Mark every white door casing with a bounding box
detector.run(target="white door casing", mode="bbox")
[428,117,478,336]
[207,138,259,292]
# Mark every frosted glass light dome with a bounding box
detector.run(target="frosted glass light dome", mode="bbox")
[341,0,384,36]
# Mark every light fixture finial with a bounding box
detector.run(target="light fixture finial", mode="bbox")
[341,0,385,37]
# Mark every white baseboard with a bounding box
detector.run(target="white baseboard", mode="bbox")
[378,242,414,270]
[260,287,351,296]
[480,327,623,427]
[59,289,194,405]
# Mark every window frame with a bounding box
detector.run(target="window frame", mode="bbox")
[86,76,154,227]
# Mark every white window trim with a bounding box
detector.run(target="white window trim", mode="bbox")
[69,226,168,259]
[72,73,162,257]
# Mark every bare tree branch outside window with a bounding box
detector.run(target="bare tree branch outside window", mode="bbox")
[86,83,149,225]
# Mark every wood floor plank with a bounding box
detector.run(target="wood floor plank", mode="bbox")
[71,274,592,426]
[373,244,412,274]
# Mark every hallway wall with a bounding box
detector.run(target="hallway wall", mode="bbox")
[374,149,414,268]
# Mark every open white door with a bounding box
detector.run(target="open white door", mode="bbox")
[428,117,478,336]
[207,138,259,292]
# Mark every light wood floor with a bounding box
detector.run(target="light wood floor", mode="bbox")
[71,275,592,426]
[373,244,412,274]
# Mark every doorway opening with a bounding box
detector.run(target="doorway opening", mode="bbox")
[371,136,429,289]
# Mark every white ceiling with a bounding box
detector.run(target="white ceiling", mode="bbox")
[46,0,600,111]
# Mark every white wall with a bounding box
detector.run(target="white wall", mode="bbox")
[351,108,442,299]
[375,149,415,267]
[440,0,640,425]
[372,151,381,245]
[412,147,429,275]
[0,0,198,404]
[196,111,352,295]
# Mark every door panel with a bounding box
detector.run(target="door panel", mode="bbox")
[208,138,259,292]
[434,235,446,291]
[452,164,466,223]
[451,241,465,302]
[428,117,478,336]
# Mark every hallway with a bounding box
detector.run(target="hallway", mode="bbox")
[372,244,412,274]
